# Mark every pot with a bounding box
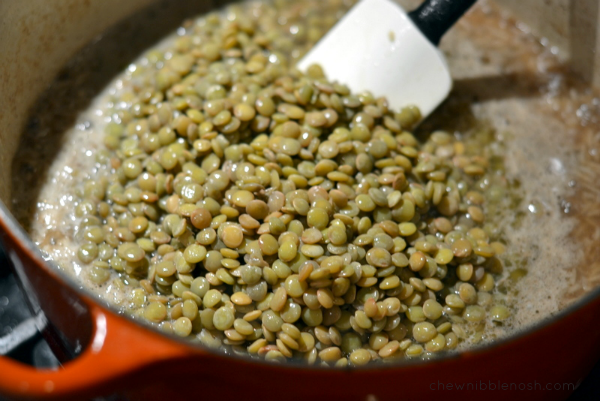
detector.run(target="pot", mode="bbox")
[1,1,599,400]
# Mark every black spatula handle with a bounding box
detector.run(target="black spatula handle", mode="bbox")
[408,0,477,46]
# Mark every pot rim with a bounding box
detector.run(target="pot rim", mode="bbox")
[1,198,599,372]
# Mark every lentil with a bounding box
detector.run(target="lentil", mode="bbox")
[40,0,516,368]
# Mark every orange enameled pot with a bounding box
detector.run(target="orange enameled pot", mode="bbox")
[1,1,599,400]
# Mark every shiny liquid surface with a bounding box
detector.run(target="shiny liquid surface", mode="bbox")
[9,0,600,358]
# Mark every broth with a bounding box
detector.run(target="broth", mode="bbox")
[11,0,600,360]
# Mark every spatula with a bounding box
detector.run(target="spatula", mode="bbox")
[298,0,477,119]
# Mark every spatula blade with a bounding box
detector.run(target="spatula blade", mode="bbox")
[297,0,452,118]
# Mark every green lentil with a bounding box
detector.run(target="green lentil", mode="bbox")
[144,302,167,323]
[213,306,235,330]
[490,305,511,321]
[413,322,437,343]
[463,305,486,322]
[46,0,516,368]
[422,300,443,320]
[117,243,145,263]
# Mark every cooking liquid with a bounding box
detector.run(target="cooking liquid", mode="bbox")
[13,0,600,353]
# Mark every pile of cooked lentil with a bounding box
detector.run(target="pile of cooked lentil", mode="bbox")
[72,0,512,365]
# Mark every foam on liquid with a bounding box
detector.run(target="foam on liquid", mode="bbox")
[24,1,600,349]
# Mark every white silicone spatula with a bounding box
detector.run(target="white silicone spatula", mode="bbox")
[298,0,476,118]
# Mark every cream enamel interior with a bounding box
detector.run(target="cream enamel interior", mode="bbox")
[0,0,156,205]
